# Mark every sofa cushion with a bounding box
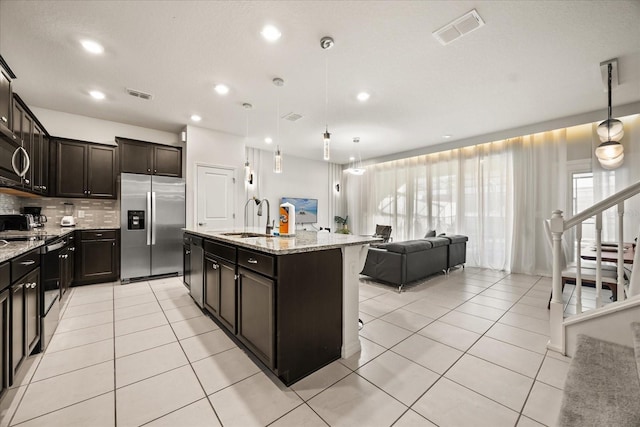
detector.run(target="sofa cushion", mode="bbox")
[444,235,468,244]
[423,237,450,248]
[386,240,432,254]
[424,229,436,238]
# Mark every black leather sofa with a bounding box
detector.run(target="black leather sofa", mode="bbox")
[361,235,468,291]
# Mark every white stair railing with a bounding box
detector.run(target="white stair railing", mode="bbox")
[548,180,640,354]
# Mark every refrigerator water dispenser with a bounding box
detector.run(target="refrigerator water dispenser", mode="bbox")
[127,210,145,230]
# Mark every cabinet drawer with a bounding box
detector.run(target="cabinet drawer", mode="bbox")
[204,240,236,263]
[81,230,116,241]
[0,262,9,291]
[238,249,274,278]
[11,248,41,282]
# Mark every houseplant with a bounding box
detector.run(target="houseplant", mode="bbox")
[334,215,350,234]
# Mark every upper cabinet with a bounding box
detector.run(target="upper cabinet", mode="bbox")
[0,55,16,140]
[53,138,117,199]
[117,137,182,177]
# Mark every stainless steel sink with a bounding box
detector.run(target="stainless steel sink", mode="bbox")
[220,232,272,238]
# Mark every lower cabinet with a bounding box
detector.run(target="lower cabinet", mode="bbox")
[237,267,274,369]
[10,265,40,382]
[75,230,118,284]
[23,269,40,355]
[1,262,10,400]
[204,241,236,333]
[10,281,24,381]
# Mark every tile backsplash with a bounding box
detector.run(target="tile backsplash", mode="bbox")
[22,197,120,227]
[0,193,22,214]
[1,193,120,227]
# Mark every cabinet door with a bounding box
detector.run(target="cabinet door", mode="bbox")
[120,139,151,174]
[218,261,236,333]
[0,69,10,131]
[78,239,116,282]
[31,124,48,194]
[238,268,274,368]
[204,256,220,316]
[0,288,9,400]
[153,145,181,177]
[10,283,25,380]
[24,269,39,354]
[183,244,191,288]
[87,145,117,198]
[56,140,87,197]
[20,112,33,189]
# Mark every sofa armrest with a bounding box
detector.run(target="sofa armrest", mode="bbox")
[361,248,405,285]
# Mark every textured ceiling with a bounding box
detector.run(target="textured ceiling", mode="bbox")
[1,0,639,164]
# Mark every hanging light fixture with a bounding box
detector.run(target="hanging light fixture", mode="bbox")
[273,78,284,173]
[243,103,254,184]
[595,59,624,170]
[321,36,334,161]
[345,137,366,175]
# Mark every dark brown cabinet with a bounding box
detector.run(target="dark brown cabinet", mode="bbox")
[117,137,182,177]
[0,55,15,140]
[31,123,49,194]
[60,235,75,299]
[238,267,275,369]
[204,240,237,333]
[1,262,10,401]
[54,138,117,199]
[75,230,118,284]
[10,248,40,383]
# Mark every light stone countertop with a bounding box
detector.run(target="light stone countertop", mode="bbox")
[0,225,120,264]
[183,228,382,255]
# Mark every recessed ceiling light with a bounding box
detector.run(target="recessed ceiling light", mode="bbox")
[349,156,355,161]
[442,134,452,139]
[214,84,230,95]
[81,39,104,54]
[261,25,281,42]
[89,90,105,100]
[190,114,202,122]
[357,92,370,102]
[264,137,273,144]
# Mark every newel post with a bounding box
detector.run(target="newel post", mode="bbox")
[548,209,565,354]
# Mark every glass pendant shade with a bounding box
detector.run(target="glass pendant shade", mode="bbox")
[595,140,624,170]
[323,130,331,161]
[597,118,624,142]
[274,146,283,173]
[244,160,251,182]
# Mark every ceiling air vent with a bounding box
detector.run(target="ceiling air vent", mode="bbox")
[282,112,303,122]
[432,9,485,46]
[126,88,153,100]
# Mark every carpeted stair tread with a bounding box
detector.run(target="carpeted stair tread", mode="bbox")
[632,322,640,383]
[557,334,640,427]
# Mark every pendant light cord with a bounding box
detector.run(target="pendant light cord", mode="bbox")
[325,55,329,130]
[607,62,613,121]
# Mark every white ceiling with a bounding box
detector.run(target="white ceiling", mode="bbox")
[1,1,639,164]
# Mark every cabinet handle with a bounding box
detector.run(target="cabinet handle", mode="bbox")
[247,258,258,264]
[154,170,157,173]
[87,190,91,195]
[95,233,103,237]
[24,179,30,184]
[147,168,151,172]
[185,250,191,255]
[30,283,37,289]
[42,185,47,190]
[1,116,7,123]
[19,260,36,266]
[70,247,75,251]
[212,263,219,270]
[234,274,239,280]
[198,223,205,226]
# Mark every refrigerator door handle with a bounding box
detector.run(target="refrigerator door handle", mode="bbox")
[146,191,152,246]
[151,191,157,245]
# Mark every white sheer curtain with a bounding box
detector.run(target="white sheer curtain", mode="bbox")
[346,130,569,273]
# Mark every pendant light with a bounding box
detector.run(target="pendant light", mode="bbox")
[273,78,284,173]
[243,103,253,184]
[595,59,624,170]
[321,36,334,161]
[346,137,366,175]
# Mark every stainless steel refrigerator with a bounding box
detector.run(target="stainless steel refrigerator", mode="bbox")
[120,173,185,282]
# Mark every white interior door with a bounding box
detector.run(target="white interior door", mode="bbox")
[196,164,235,230]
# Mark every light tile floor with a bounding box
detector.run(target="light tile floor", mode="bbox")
[1,268,603,426]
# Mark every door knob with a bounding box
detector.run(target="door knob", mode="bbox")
[198,222,205,226]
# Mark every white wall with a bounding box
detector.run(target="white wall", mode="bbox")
[29,107,181,146]
[245,148,332,231]
[184,125,245,229]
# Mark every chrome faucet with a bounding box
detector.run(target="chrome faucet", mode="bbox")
[257,199,272,235]
[244,197,260,230]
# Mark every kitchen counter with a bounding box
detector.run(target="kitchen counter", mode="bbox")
[183,228,381,255]
[0,225,120,263]
[185,228,381,368]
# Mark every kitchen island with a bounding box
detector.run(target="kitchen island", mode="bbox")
[183,229,380,385]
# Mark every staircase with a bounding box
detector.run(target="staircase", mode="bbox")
[557,322,640,426]
[548,180,640,355]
